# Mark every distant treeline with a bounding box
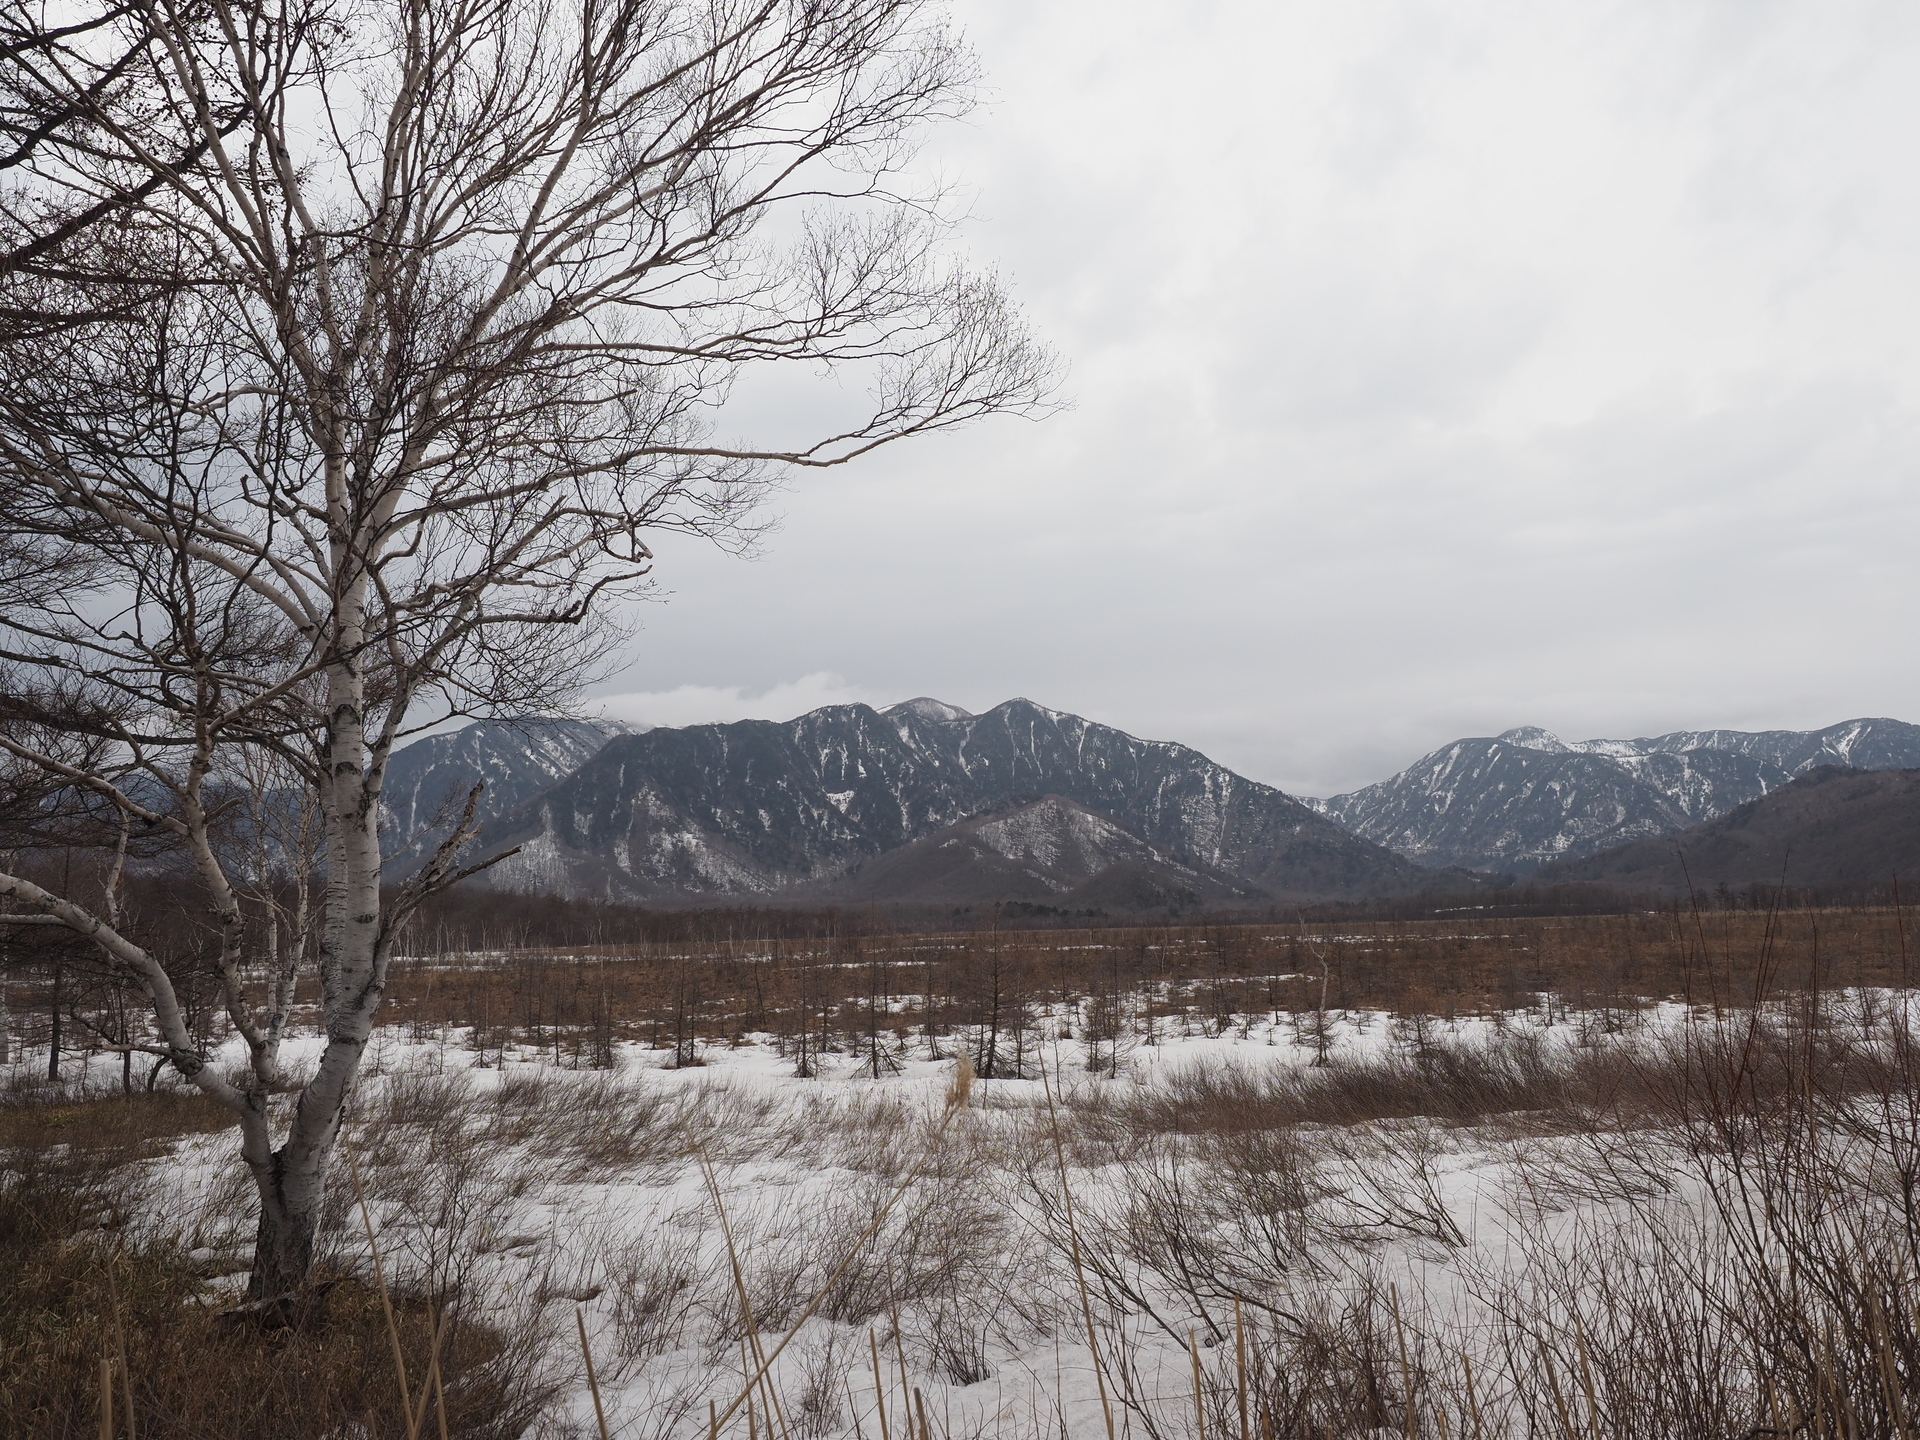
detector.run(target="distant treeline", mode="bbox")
[398,872,1920,950]
[6,846,1910,965]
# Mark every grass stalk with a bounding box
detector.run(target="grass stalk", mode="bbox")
[742,1338,758,1440]
[410,1303,452,1440]
[1541,1347,1576,1440]
[1390,1283,1417,1439]
[1235,1298,1248,1440]
[108,1258,135,1440]
[1040,1066,1117,1440]
[1869,1289,1910,1437]
[346,1140,417,1438]
[432,1333,450,1440]
[1573,1320,1602,1440]
[575,1305,610,1440]
[871,1328,892,1440]
[891,1291,913,1425]
[693,1133,793,1440]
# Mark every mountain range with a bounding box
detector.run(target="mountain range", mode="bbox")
[384,698,1446,907]
[1308,718,1920,873]
[381,703,1920,907]
[1539,765,1920,895]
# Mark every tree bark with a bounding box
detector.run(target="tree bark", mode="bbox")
[248,1151,321,1305]
[243,1095,346,1308]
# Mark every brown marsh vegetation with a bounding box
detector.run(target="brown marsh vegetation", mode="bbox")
[363,903,1918,1074]
[5,902,1920,1437]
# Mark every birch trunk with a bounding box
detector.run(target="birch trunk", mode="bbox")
[237,589,392,1300]
[0,0,1052,1314]
[243,1090,337,1305]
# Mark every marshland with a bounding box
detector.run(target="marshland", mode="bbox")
[7,905,1920,1438]
[6,0,1920,1435]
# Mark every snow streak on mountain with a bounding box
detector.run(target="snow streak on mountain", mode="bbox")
[381,716,629,870]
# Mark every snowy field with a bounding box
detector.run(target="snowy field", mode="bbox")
[7,990,1916,1439]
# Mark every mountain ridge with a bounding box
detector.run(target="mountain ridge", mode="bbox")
[1310,717,1920,873]
[1537,765,1920,894]
[818,794,1258,909]
[381,715,630,869]
[473,697,1443,904]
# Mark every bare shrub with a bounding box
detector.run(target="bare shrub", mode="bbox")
[1152,1028,1575,1131]
[514,1071,683,1180]
[1314,1120,1469,1248]
[1022,1101,1469,1357]
[606,1207,714,1368]
[1240,1278,1415,1440]
[795,1089,927,1176]
[1466,1213,1753,1440]
[0,1093,560,1439]
[917,1292,997,1386]
[1382,1002,1920,1440]
[791,1327,852,1439]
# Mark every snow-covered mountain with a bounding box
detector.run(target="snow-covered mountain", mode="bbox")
[381,716,628,868]
[1309,718,1920,873]
[476,698,1443,904]
[1541,765,1920,894]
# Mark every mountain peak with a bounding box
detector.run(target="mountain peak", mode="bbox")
[1495,726,1567,752]
[884,697,973,723]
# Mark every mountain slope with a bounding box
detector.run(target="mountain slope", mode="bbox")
[382,716,626,867]
[824,795,1257,908]
[1311,718,1920,873]
[478,698,1440,902]
[1538,766,1920,894]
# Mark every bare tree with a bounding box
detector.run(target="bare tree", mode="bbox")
[0,0,1053,1303]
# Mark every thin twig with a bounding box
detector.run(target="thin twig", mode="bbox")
[1190,1330,1207,1440]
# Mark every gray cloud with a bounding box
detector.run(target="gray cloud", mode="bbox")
[587,0,1920,799]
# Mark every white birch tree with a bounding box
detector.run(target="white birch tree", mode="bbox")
[0,0,1052,1303]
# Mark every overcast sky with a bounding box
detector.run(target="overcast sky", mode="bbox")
[588,0,1920,799]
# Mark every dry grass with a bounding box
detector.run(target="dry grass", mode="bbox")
[9,900,1920,1438]
[359,906,1919,1082]
[0,1092,560,1440]
[0,1088,235,1167]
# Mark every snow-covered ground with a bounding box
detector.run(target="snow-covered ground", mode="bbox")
[6,992,1908,1439]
